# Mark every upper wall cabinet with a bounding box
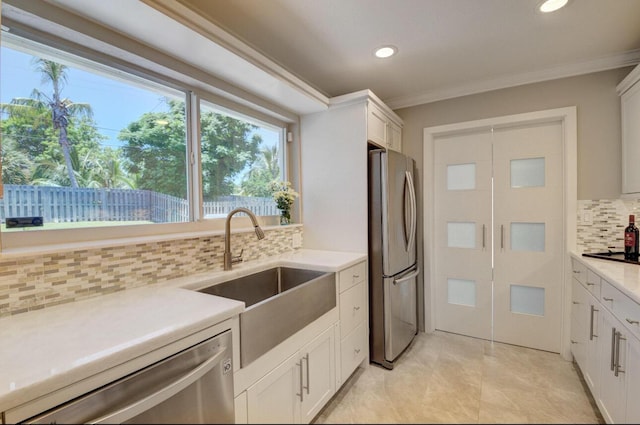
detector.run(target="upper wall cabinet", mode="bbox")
[618,64,640,194]
[367,101,403,152]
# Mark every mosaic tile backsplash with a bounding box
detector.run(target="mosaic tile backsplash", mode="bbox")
[577,198,640,253]
[0,226,303,318]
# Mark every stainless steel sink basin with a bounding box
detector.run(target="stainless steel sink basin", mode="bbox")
[198,266,336,367]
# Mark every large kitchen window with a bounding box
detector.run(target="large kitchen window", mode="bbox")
[0,33,285,246]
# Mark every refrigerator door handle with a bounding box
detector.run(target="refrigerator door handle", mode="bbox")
[405,170,417,252]
[393,267,420,285]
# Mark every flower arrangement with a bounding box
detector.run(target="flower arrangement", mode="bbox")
[269,180,299,225]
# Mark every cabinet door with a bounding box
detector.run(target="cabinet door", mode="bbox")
[597,309,627,424]
[247,351,301,424]
[570,279,587,368]
[621,79,640,194]
[300,326,335,424]
[585,295,601,394]
[626,333,640,423]
[388,121,402,152]
[367,103,387,147]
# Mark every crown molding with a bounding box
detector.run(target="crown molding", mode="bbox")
[386,49,640,110]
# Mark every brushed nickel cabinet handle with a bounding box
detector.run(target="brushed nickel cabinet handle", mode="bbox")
[304,353,310,395]
[610,327,617,372]
[572,301,579,305]
[297,360,304,402]
[573,270,581,274]
[482,224,486,249]
[626,318,640,325]
[603,297,614,302]
[590,305,598,340]
[615,331,626,377]
[500,224,504,250]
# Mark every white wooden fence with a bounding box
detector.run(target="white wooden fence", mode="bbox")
[0,185,278,224]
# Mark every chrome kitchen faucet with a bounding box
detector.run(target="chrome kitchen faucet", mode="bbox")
[224,208,265,270]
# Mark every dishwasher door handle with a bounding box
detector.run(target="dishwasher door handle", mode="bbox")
[89,345,228,424]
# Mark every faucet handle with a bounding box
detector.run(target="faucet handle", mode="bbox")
[232,248,244,264]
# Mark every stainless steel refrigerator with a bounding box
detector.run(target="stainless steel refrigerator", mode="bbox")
[368,148,419,369]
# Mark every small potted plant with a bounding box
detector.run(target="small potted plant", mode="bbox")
[270,180,299,225]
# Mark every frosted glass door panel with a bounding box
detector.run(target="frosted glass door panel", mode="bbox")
[447,163,476,190]
[510,285,545,316]
[447,278,476,307]
[511,222,545,252]
[447,222,476,248]
[511,157,545,188]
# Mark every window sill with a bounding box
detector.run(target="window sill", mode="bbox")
[0,222,302,259]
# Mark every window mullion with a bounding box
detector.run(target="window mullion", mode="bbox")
[187,91,203,222]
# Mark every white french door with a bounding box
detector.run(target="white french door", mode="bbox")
[433,120,564,353]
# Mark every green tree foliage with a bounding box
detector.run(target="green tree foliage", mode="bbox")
[118,99,188,198]
[200,109,261,199]
[1,59,94,187]
[240,145,280,197]
[1,138,33,184]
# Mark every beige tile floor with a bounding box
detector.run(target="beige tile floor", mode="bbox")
[313,331,604,424]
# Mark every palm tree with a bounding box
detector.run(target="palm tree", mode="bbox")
[2,59,92,187]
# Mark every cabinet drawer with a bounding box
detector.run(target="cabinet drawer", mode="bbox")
[339,262,366,292]
[601,279,640,339]
[585,269,601,297]
[340,321,367,381]
[339,281,366,337]
[571,257,587,285]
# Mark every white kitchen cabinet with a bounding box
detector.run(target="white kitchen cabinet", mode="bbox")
[571,278,587,368]
[626,334,640,423]
[246,325,335,424]
[597,307,627,424]
[336,260,368,387]
[367,101,403,152]
[300,89,403,252]
[571,259,600,393]
[571,255,640,423]
[617,64,640,194]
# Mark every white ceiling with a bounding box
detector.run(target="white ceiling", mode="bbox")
[176,0,640,109]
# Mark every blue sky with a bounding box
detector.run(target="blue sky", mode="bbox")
[0,46,278,153]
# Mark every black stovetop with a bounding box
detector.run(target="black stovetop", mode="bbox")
[582,251,640,265]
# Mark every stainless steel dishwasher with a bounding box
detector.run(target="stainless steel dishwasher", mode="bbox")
[24,330,234,424]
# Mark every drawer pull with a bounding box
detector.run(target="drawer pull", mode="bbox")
[353,306,361,311]
[571,339,577,344]
[626,318,640,325]
[603,297,614,302]
[353,274,360,278]
[572,301,580,305]
[587,283,596,286]
[573,270,581,274]
[354,348,361,354]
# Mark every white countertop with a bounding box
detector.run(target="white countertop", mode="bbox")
[0,248,366,418]
[571,251,640,304]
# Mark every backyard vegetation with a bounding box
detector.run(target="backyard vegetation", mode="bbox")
[0,49,282,229]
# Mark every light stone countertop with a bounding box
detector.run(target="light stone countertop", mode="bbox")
[571,251,640,304]
[0,248,367,418]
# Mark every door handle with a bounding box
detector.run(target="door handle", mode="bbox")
[296,359,304,402]
[304,353,310,395]
[482,224,486,249]
[610,327,616,372]
[393,268,420,285]
[589,305,598,340]
[614,331,626,377]
[88,345,227,424]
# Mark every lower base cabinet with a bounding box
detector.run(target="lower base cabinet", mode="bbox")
[597,308,628,424]
[246,325,335,424]
[571,256,640,424]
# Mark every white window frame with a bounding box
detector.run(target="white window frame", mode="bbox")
[0,28,290,252]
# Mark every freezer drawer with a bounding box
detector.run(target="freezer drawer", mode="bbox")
[384,268,419,362]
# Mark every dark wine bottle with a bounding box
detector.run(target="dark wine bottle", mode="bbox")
[624,214,639,261]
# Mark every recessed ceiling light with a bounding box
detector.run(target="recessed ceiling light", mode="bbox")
[538,0,569,13]
[374,45,397,59]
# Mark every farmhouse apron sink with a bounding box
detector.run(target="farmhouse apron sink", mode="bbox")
[198,266,336,367]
